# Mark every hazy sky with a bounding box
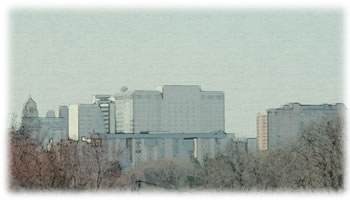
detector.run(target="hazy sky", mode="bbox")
[10,9,344,137]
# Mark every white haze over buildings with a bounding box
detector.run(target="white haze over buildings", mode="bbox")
[10,9,343,137]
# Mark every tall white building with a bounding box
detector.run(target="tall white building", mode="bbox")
[114,89,134,133]
[114,85,225,134]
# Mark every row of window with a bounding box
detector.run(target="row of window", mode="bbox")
[135,94,160,99]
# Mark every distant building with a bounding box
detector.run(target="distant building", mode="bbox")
[83,132,227,168]
[132,90,162,134]
[46,110,55,118]
[21,97,40,132]
[114,88,134,133]
[68,104,106,141]
[114,85,225,134]
[246,137,257,153]
[231,138,247,153]
[55,106,69,138]
[256,113,268,151]
[267,103,346,149]
[92,95,116,134]
[21,97,67,147]
[21,85,227,169]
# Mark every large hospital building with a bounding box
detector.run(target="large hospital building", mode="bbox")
[65,85,226,167]
[114,85,225,134]
[68,85,224,137]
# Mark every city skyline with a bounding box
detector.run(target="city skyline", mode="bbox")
[10,9,344,137]
[18,92,345,170]
[14,85,344,136]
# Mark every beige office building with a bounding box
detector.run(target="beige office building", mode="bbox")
[256,113,268,151]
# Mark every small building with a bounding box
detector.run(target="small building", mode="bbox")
[246,137,257,153]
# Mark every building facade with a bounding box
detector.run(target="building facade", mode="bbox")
[93,132,227,168]
[55,105,69,138]
[92,95,116,134]
[21,85,226,168]
[114,90,134,133]
[246,137,257,152]
[114,85,225,134]
[133,90,162,133]
[68,104,106,141]
[21,97,67,147]
[267,103,346,149]
[256,113,268,151]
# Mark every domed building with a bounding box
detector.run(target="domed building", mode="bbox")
[21,96,68,148]
[22,96,39,118]
[21,96,40,134]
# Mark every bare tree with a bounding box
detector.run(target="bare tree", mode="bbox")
[9,116,343,191]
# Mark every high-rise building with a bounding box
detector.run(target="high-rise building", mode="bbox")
[114,85,225,134]
[56,106,69,138]
[92,95,116,134]
[114,89,134,133]
[68,104,106,141]
[267,103,346,149]
[256,113,268,151]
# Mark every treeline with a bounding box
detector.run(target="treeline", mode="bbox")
[9,129,122,190]
[9,117,343,191]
